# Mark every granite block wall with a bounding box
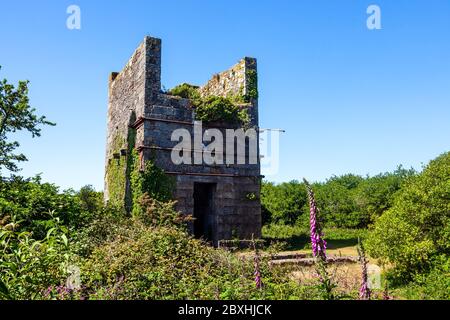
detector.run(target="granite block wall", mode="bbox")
[105,36,262,244]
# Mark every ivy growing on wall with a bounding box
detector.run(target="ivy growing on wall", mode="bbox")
[194,96,249,125]
[168,84,251,126]
[105,135,127,210]
[167,83,200,100]
[244,68,258,102]
[106,125,175,215]
[129,151,175,216]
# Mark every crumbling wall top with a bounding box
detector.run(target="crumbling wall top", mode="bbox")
[199,57,257,100]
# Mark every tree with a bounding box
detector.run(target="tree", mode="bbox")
[261,180,307,225]
[355,166,416,224]
[366,152,450,280]
[0,66,54,174]
[313,175,365,228]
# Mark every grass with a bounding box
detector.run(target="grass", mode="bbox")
[262,224,369,253]
[254,224,387,299]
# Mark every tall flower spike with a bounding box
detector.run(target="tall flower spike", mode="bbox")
[383,282,390,300]
[252,234,263,289]
[357,238,371,300]
[303,179,327,262]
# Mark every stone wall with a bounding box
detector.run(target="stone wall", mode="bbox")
[105,36,262,244]
[174,175,262,244]
[104,39,147,203]
[199,57,257,99]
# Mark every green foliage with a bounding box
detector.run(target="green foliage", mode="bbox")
[77,185,103,214]
[194,96,249,125]
[106,125,175,215]
[129,152,175,216]
[167,83,200,100]
[261,169,414,229]
[355,166,416,224]
[0,67,55,174]
[262,223,369,251]
[314,259,336,300]
[366,152,450,280]
[244,68,258,101]
[0,213,70,299]
[105,135,127,210]
[168,83,250,125]
[398,255,450,300]
[313,175,365,228]
[79,199,321,300]
[0,175,97,238]
[261,180,307,225]
[245,192,257,201]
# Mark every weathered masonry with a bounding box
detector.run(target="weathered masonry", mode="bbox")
[105,36,261,245]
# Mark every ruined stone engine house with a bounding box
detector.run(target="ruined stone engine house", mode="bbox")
[105,36,262,245]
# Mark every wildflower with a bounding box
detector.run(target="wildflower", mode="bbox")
[252,234,263,289]
[304,179,334,299]
[303,179,327,261]
[383,282,390,300]
[44,286,53,297]
[357,238,371,300]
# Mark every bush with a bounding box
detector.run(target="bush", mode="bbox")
[394,255,450,300]
[261,170,415,229]
[195,96,248,125]
[0,175,98,238]
[168,84,250,125]
[313,175,365,228]
[366,152,450,280]
[80,197,317,300]
[355,166,416,224]
[261,180,307,225]
[0,214,70,299]
[168,83,200,100]
[129,157,176,216]
[82,223,319,300]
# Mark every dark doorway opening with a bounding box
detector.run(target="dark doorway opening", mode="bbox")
[193,183,216,243]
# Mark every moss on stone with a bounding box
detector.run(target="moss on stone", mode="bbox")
[244,68,258,102]
[106,127,175,215]
[105,134,127,210]
[130,151,176,216]
[168,83,200,100]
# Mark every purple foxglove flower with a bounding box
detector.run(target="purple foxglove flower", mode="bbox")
[357,238,371,300]
[254,267,262,289]
[252,235,263,289]
[303,179,327,262]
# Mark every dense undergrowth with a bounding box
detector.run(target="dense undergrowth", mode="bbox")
[0,184,323,300]
[1,152,449,300]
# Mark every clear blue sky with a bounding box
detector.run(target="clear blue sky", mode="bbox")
[0,0,449,191]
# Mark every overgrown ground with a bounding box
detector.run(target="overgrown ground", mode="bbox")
[1,152,449,300]
[240,225,384,299]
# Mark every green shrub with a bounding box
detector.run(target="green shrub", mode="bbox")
[262,224,369,242]
[79,198,321,300]
[393,255,450,300]
[355,166,416,224]
[313,176,365,228]
[194,96,249,125]
[0,175,97,238]
[366,152,450,280]
[168,83,200,100]
[261,180,307,225]
[261,170,415,229]
[129,155,176,216]
[168,84,250,125]
[0,214,70,299]
[244,69,258,101]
